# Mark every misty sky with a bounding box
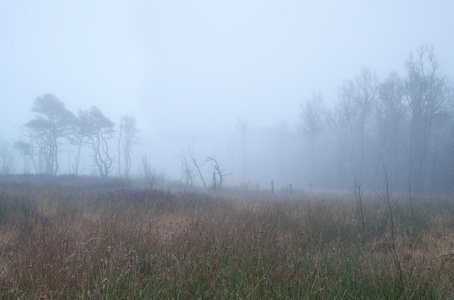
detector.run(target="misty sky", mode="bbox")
[1,1,454,177]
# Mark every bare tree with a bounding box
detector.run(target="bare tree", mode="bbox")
[67,115,90,175]
[405,45,451,192]
[204,156,231,189]
[353,68,379,175]
[118,115,140,178]
[23,94,76,175]
[300,90,325,185]
[329,69,379,180]
[375,72,407,187]
[189,149,207,190]
[177,151,196,187]
[78,107,115,178]
[328,87,356,188]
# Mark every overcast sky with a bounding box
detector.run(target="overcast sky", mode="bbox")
[1,0,454,176]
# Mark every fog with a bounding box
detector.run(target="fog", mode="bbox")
[1,1,454,192]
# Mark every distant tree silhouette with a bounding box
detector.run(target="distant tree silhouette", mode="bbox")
[375,72,407,188]
[405,45,451,192]
[23,94,75,175]
[78,106,115,178]
[177,151,196,187]
[352,68,379,176]
[118,115,140,178]
[300,90,325,185]
[327,86,356,188]
[204,156,231,189]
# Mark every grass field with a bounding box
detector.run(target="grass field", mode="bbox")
[1,175,454,299]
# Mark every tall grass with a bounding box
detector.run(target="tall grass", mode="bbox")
[0,176,453,298]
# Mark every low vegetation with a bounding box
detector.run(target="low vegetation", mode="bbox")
[1,175,454,298]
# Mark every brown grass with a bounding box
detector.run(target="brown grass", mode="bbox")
[0,180,453,298]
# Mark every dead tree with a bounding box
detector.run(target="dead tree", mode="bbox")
[204,156,231,189]
[176,152,195,187]
[189,148,206,190]
[212,172,217,191]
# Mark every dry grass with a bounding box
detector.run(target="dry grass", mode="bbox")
[0,177,454,298]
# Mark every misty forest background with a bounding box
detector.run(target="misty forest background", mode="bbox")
[1,45,453,194]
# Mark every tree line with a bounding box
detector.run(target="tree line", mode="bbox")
[0,45,452,194]
[298,45,453,193]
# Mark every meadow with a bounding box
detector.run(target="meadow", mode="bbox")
[0,175,454,299]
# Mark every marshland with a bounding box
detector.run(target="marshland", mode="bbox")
[2,2,454,299]
[1,175,454,298]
